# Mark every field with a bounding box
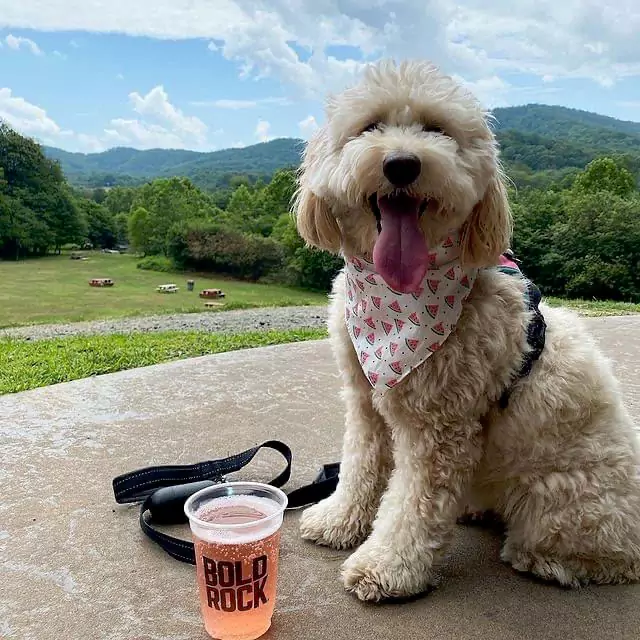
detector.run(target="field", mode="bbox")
[1,253,638,330]
[1,252,639,395]
[0,252,327,328]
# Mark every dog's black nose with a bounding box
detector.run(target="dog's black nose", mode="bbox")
[382,152,421,187]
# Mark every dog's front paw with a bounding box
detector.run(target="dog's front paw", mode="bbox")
[300,496,371,550]
[341,541,434,602]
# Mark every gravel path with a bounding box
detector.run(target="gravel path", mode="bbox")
[0,306,329,341]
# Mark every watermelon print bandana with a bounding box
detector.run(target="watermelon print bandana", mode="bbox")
[344,231,478,392]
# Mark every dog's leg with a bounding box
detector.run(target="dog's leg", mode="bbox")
[341,417,483,601]
[300,377,391,550]
[500,471,640,587]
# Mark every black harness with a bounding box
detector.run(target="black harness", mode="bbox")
[495,254,547,409]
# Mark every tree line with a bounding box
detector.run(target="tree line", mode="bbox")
[1,121,639,301]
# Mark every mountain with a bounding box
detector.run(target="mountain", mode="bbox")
[43,105,640,190]
[43,138,305,190]
[492,105,640,141]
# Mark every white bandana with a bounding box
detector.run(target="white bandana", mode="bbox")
[344,232,478,392]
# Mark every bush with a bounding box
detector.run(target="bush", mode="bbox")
[168,221,285,281]
[271,213,343,291]
[136,255,177,273]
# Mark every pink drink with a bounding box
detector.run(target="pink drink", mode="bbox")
[185,484,287,640]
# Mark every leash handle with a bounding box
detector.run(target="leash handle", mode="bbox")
[112,440,293,504]
[112,441,339,564]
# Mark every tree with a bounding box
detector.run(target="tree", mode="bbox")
[104,186,136,217]
[511,188,566,294]
[553,191,640,301]
[91,187,108,204]
[128,206,153,255]
[272,212,343,291]
[0,121,84,257]
[114,212,129,245]
[257,169,297,236]
[130,177,218,255]
[572,157,637,198]
[221,184,260,234]
[77,198,117,249]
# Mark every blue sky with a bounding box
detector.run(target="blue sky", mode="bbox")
[1,1,639,153]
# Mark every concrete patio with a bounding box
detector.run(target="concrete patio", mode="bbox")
[2,315,640,640]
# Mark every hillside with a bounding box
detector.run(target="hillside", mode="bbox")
[492,105,640,141]
[44,138,305,190]
[43,105,640,190]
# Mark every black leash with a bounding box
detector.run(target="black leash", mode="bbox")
[112,441,340,564]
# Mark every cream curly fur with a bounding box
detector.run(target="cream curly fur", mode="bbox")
[294,59,640,601]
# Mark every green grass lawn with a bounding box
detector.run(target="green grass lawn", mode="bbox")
[0,328,328,395]
[545,297,640,316]
[0,252,328,328]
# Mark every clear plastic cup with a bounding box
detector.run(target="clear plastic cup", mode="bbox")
[184,482,288,640]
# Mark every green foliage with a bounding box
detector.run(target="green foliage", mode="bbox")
[136,255,176,272]
[218,169,298,237]
[512,157,640,302]
[0,328,327,394]
[272,212,343,291]
[0,121,85,258]
[104,186,136,217]
[128,206,152,255]
[169,220,285,281]
[113,212,129,245]
[130,176,220,255]
[493,104,640,144]
[76,199,116,249]
[554,191,640,300]
[572,157,637,197]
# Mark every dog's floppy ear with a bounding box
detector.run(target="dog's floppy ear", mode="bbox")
[460,174,513,268]
[293,129,342,253]
[294,187,341,253]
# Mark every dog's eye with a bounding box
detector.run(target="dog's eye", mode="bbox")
[361,122,380,134]
[423,124,444,135]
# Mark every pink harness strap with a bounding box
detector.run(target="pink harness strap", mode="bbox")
[498,253,519,270]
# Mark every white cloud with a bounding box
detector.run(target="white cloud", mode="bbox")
[0,84,218,153]
[206,99,258,109]
[69,39,79,48]
[116,73,124,80]
[255,119,271,142]
[53,50,67,60]
[0,88,66,139]
[104,118,195,149]
[190,97,290,109]
[298,115,318,139]
[2,1,639,96]
[3,1,640,152]
[128,85,209,146]
[4,34,43,55]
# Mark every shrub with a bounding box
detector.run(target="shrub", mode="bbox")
[136,255,177,272]
[168,221,285,281]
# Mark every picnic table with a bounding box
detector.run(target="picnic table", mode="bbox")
[157,284,179,293]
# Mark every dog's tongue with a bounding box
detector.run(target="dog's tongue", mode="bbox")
[373,193,429,293]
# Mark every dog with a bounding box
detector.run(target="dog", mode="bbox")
[293,59,640,602]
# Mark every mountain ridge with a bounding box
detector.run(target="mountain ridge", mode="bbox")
[42,104,640,190]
